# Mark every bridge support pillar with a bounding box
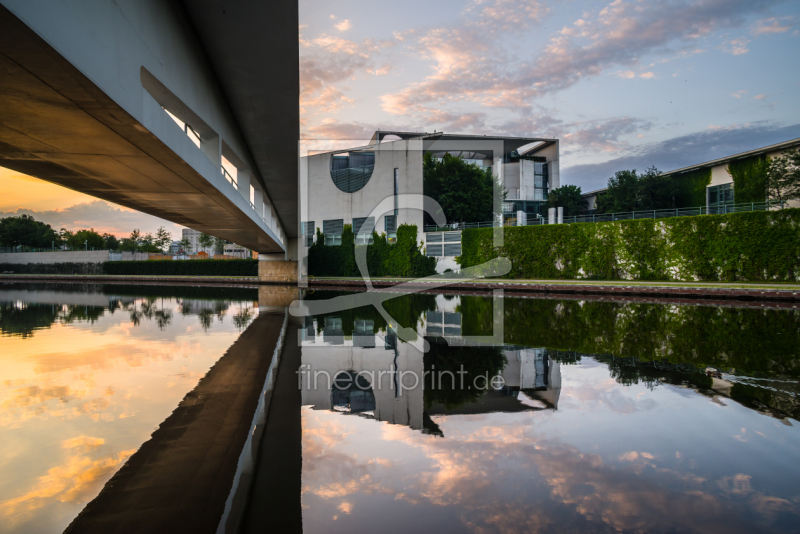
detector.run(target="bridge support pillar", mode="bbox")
[258,253,298,284]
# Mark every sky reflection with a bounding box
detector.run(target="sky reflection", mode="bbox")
[0,286,257,534]
[301,360,800,533]
[299,291,800,534]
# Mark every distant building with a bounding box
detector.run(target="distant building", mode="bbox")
[583,137,800,213]
[168,241,181,255]
[223,242,249,259]
[181,228,212,256]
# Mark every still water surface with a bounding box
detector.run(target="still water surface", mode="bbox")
[298,291,800,533]
[1,283,799,533]
[0,284,258,534]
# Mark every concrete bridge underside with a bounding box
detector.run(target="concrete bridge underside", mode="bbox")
[0,2,298,255]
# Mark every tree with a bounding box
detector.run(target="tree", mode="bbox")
[213,237,227,255]
[179,237,192,255]
[67,229,104,250]
[544,185,587,217]
[596,170,641,213]
[423,152,505,224]
[0,215,60,249]
[767,149,800,204]
[198,233,214,255]
[154,226,171,252]
[636,167,676,210]
[102,233,119,250]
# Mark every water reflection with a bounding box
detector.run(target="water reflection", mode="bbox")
[0,283,259,534]
[299,291,800,533]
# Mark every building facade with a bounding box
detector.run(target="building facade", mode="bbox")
[300,131,559,276]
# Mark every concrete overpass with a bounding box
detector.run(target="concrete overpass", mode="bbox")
[0,1,299,279]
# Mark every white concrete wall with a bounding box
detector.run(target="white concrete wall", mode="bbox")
[709,163,731,186]
[300,339,424,430]
[0,250,109,264]
[2,0,283,248]
[303,138,425,236]
[536,142,560,189]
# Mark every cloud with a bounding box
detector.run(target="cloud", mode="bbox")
[380,0,779,117]
[639,71,655,79]
[304,114,652,157]
[0,443,134,523]
[0,200,184,238]
[335,19,352,32]
[720,36,751,55]
[731,90,747,98]
[752,16,795,35]
[562,121,800,190]
[618,70,636,78]
[300,35,393,116]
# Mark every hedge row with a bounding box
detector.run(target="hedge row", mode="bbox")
[458,208,800,282]
[0,262,105,275]
[103,259,258,276]
[308,224,436,278]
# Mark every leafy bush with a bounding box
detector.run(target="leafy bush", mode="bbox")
[308,224,436,278]
[103,259,258,276]
[458,208,800,282]
[728,155,769,203]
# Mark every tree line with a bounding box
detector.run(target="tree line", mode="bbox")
[0,215,172,252]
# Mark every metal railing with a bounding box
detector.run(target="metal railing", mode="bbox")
[424,201,784,232]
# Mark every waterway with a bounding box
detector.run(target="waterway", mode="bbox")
[1,283,799,533]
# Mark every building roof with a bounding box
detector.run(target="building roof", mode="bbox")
[317,131,560,158]
[581,137,800,198]
[661,137,800,176]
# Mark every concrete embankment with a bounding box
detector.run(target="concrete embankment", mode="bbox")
[0,273,259,286]
[309,278,800,304]
[64,312,285,534]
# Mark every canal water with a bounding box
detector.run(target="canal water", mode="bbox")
[1,283,799,533]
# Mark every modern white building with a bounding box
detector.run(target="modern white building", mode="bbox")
[300,131,559,275]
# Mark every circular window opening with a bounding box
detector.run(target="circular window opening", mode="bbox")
[330,150,375,193]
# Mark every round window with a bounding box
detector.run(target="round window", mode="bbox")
[330,151,375,193]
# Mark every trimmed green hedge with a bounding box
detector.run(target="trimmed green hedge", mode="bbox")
[103,259,258,276]
[458,208,800,282]
[308,224,436,278]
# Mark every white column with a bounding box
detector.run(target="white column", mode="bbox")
[557,207,563,224]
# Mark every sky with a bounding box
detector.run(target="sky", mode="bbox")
[2,0,799,233]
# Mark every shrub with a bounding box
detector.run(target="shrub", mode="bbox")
[457,208,800,282]
[308,224,436,278]
[103,259,257,276]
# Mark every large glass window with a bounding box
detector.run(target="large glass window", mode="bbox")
[323,219,343,246]
[353,217,375,245]
[330,151,375,193]
[708,183,734,213]
[301,221,314,247]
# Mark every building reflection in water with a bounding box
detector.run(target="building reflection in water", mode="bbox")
[298,313,563,433]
